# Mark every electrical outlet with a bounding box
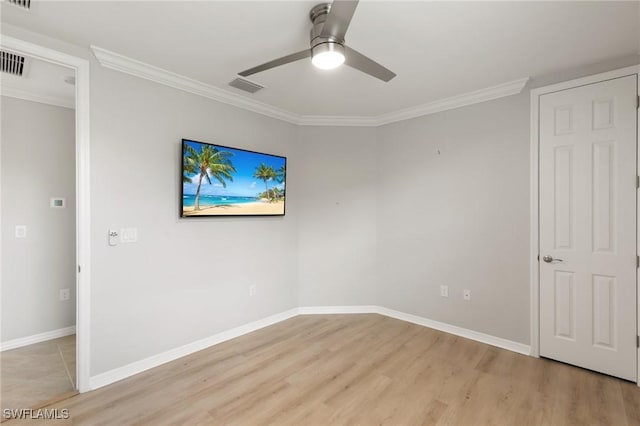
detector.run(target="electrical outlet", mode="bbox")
[440,285,449,298]
[59,288,70,301]
[15,225,27,239]
[249,285,257,297]
[463,289,471,301]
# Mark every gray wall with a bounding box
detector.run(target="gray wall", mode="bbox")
[89,64,300,375]
[86,49,640,370]
[377,94,530,343]
[297,126,377,306]
[373,54,640,345]
[1,96,76,342]
[370,55,640,344]
[2,25,637,379]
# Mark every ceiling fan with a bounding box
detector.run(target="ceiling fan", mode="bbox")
[238,0,396,82]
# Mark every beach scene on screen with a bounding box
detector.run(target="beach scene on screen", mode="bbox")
[182,140,286,216]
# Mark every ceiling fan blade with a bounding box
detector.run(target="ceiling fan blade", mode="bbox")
[319,0,359,42]
[238,49,311,77]
[344,46,396,82]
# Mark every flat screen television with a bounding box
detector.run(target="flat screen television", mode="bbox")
[181,139,286,217]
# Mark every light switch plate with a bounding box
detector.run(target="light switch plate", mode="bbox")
[15,225,27,239]
[121,228,138,243]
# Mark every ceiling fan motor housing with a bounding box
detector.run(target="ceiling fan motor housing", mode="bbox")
[309,2,343,50]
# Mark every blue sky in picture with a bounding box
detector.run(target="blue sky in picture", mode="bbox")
[183,140,286,197]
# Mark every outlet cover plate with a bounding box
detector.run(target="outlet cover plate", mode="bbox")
[463,289,471,301]
[15,225,27,238]
[59,288,70,301]
[440,285,449,298]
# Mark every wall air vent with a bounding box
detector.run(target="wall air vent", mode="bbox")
[4,0,31,10]
[0,51,27,77]
[228,77,264,94]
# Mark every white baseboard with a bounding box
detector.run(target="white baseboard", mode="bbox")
[297,305,378,315]
[88,304,530,391]
[89,308,299,390]
[1,326,76,352]
[376,307,531,355]
[297,305,530,356]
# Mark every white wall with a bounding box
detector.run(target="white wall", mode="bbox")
[1,96,76,342]
[88,64,300,375]
[297,126,377,306]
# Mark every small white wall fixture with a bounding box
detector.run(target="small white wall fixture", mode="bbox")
[529,64,640,384]
[0,35,92,392]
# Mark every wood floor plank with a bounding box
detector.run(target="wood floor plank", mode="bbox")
[5,314,640,425]
[621,380,640,426]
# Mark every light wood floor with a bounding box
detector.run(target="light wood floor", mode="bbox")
[6,314,640,425]
[1,334,76,412]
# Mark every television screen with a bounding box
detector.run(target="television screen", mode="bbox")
[181,139,286,217]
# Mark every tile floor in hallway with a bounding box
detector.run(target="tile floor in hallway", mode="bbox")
[1,334,76,411]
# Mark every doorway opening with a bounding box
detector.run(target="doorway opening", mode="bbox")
[0,36,91,399]
[1,55,77,409]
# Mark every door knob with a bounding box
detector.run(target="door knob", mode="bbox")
[542,255,563,263]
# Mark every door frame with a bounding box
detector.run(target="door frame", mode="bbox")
[529,64,640,383]
[0,35,92,392]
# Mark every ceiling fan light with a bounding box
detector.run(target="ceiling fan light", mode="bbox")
[311,42,345,70]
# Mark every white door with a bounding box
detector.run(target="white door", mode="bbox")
[539,75,637,381]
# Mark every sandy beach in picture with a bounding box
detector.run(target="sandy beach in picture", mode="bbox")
[183,201,284,216]
[182,139,286,217]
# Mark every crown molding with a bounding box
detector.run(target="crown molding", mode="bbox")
[91,46,300,125]
[90,45,528,127]
[299,77,530,127]
[297,115,378,127]
[1,84,75,109]
[374,77,530,126]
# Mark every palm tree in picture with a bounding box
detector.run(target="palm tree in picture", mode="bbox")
[185,144,237,210]
[275,165,286,201]
[183,144,197,183]
[276,165,286,184]
[254,163,276,202]
[272,187,282,200]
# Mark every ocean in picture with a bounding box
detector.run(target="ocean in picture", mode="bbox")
[182,194,259,207]
[182,139,286,216]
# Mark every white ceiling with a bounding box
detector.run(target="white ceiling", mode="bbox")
[0,54,75,108]
[1,1,638,117]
